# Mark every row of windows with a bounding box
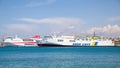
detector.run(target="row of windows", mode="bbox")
[57,39,75,42]
[57,40,63,42]
[23,39,33,41]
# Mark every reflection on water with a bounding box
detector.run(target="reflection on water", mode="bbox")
[0,47,120,68]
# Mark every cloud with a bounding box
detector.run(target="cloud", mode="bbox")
[1,17,82,36]
[107,16,120,21]
[17,17,84,35]
[4,24,38,33]
[87,24,120,35]
[0,24,44,38]
[68,25,75,29]
[25,0,56,7]
[18,17,81,25]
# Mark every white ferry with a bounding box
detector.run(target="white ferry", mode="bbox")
[3,35,40,47]
[38,35,114,47]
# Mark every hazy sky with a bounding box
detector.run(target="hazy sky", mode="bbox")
[0,0,120,37]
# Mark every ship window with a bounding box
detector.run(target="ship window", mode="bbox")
[23,39,33,41]
[58,39,63,42]
[44,36,52,38]
[69,40,75,42]
[7,37,12,40]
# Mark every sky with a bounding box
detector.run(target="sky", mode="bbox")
[0,0,120,38]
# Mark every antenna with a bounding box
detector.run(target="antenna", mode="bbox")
[94,32,95,36]
[2,34,6,42]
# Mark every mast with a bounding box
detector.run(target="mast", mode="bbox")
[93,32,95,36]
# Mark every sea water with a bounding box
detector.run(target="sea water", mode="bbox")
[0,46,120,68]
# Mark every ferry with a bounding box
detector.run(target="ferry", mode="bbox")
[38,35,114,47]
[3,35,40,47]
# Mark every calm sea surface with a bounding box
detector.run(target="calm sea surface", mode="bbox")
[0,46,120,68]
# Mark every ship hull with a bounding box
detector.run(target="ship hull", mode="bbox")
[38,42,114,47]
[38,44,64,47]
[3,35,38,47]
[38,44,114,47]
[4,42,38,47]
